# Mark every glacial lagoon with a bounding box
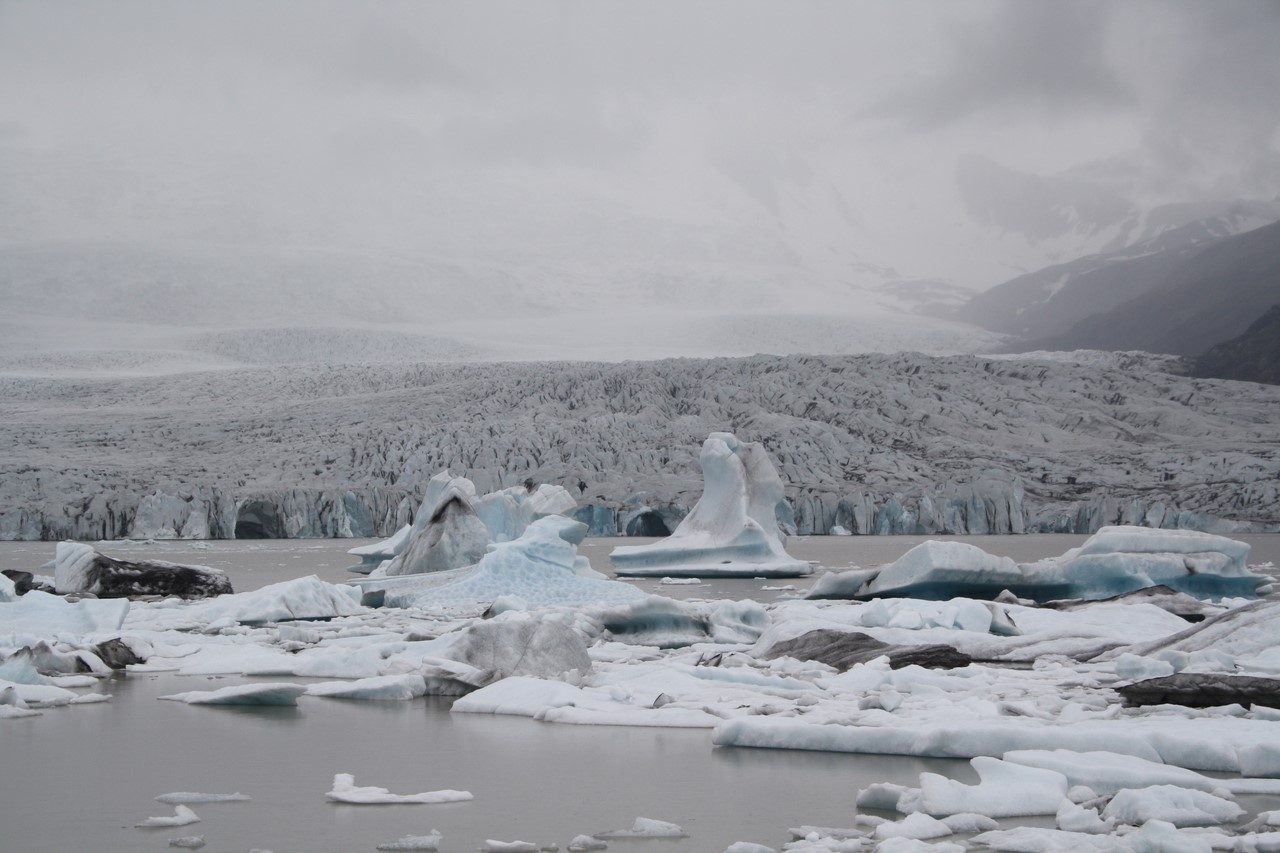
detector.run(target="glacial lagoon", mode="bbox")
[2,534,1279,853]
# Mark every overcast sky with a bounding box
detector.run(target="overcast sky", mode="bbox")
[2,0,1278,310]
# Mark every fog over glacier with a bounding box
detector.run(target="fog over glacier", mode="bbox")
[2,1,1279,361]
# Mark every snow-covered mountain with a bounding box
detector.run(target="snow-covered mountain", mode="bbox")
[953,201,1280,347]
[2,352,1276,541]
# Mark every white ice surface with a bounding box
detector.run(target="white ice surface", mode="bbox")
[325,773,473,805]
[159,682,306,705]
[136,805,201,828]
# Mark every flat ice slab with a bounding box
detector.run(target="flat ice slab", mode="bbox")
[611,433,810,578]
[325,773,473,805]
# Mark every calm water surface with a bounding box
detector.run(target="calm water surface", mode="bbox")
[3,534,1278,852]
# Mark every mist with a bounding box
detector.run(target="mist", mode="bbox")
[1,0,1277,362]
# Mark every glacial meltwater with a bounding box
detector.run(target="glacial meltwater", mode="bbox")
[2,534,1278,853]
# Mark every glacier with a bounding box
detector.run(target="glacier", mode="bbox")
[610,433,810,578]
[2,353,1277,542]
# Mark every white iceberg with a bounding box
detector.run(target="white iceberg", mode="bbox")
[136,805,201,828]
[820,526,1264,602]
[325,773,472,804]
[178,576,364,624]
[379,516,646,612]
[593,817,688,838]
[610,433,809,578]
[0,589,130,640]
[1102,785,1243,827]
[377,485,489,577]
[375,831,442,851]
[160,682,306,705]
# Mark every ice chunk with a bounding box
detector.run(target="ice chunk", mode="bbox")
[0,589,130,638]
[1054,800,1112,834]
[594,817,688,838]
[567,835,608,851]
[378,488,489,577]
[865,542,1025,600]
[306,673,428,701]
[918,757,1069,818]
[136,805,201,828]
[54,542,231,598]
[156,792,251,804]
[804,568,880,599]
[1124,819,1216,853]
[849,527,1263,603]
[180,576,363,624]
[0,571,16,602]
[167,837,205,849]
[610,433,810,578]
[448,618,591,681]
[325,773,473,804]
[159,682,306,705]
[384,516,646,611]
[348,524,411,573]
[1114,653,1177,681]
[873,813,952,840]
[723,844,775,853]
[1002,750,1221,795]
[375,831,442,851]
[1102,785,1243,827]
[479,842,538,853]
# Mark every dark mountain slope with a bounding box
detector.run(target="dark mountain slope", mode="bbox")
[1018,219,1280,356]
[1194,305,1280,385]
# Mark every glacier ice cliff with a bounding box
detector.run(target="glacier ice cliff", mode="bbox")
[1,352,1277,539]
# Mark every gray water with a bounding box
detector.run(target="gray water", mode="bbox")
[3,534,1279,852]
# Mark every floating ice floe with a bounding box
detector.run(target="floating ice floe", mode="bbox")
[566,835,607,851]
[325,773,473,804]
[374,830,442,850]
[156,575,365,625]
[136,805,201,828]
[54,542,231,598]
[1102,785,1243,827]
[156,792,252,804]
[0,589,130,639]
[479,841,538,853]
[365,515,646,612]
[610,433,810,578]
[593,817,688,838]
[167,836,205,849]
[808,526,1265,602]
[159,682,306,705]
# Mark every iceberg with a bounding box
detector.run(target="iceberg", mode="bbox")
[474,482,577,543]
[54,542,231,598]
[377,486,489,577]
[379,516,646,612]
[816,526,1265,602]
[159,682,307,705]
[325,773,472,805]
[610,433,810,578]
[347,524,411,574]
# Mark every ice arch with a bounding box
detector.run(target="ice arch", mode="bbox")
[625,511,671,537]
[235,500,285,539]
